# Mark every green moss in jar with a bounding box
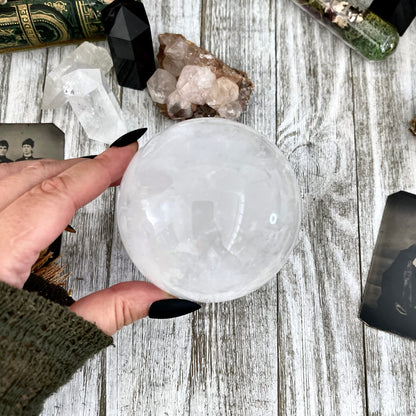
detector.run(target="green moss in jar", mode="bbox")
[342,10,399,60]
[292,0,400,60]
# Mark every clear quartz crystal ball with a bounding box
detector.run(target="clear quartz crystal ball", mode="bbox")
[117,119,301,302]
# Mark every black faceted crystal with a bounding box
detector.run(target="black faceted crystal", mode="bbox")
[101,0,156,90]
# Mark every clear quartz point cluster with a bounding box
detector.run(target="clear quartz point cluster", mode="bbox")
[42,42,128,144]
[147,34,254,121]
[62,68,127,144]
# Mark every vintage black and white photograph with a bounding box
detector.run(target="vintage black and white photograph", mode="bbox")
[0,123,64,163]
[360,191,416,340]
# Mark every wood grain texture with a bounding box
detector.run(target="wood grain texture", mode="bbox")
[196,1,279,415]
[0,0,415,415]
[39,41,114,416]
[352,22,416,416]
[276,2,366,415]
[105,2,203,416]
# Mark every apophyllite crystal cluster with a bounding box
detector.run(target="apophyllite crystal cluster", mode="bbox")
[147,33,254,121]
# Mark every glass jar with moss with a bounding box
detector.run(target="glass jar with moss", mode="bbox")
[290,0,400,60]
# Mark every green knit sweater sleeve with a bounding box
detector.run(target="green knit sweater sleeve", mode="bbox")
[0,280,113,416]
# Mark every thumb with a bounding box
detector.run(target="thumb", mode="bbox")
[69,281,200,336]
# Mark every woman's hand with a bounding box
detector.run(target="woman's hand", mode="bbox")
[0,140,189,336]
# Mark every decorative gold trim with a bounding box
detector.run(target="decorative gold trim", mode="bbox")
[16,3,42,46]
[31,8,71,42]
[75,0,99,38]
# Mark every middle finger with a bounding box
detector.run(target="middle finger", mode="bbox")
[0,158,89,211]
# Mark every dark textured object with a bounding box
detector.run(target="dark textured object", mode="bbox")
[101,0,156,90]
[360,191,416,340]
[23,273,75,306]
[410,116,416,136]
[148,299,201,319]
[369,0,416,36]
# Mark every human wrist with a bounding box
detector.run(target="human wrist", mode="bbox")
[0,280,113,416]
[0,272,26,289]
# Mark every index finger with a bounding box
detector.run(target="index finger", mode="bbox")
[0,142,138,288]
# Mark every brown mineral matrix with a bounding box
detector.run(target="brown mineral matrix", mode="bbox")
[410,116,416,137]
[149,33,254,120]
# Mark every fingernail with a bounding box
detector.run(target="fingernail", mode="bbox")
[65,224,76,233]
[148,299,201,319]
[81,155,97,159]
[110,128,147,148]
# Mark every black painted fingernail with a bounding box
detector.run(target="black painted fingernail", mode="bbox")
[110,128,147,148]
[65,224,76,233]
[81,155,97,159]
[148,299,201,319]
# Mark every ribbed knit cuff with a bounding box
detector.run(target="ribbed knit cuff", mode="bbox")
[0,281,113,416]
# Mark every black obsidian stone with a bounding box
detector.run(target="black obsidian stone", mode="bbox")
[369,0,416,36]
[101,0,156,90]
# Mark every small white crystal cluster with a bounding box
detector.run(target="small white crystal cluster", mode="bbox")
[147,34,254,121]
[42,42,128,144]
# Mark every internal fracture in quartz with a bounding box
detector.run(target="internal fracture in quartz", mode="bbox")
[146,33,254,121]
[42,42,113,109]
[42,42,128,144]
[62,68,128,144]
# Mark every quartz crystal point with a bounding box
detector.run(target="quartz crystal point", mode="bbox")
[207,77,240,109]
[101,0,156,90]
[147,33,254,121]
[167,90,196,120]
[62,67,128,144]
[176,65,217,105]
[147,68,177,104]
[42,42,113,109]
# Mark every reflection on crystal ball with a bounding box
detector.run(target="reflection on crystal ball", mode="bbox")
[117,119,301,302]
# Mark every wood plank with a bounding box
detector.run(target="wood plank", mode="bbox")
[1,1,415,415]
[190,0,279,414]
[39,41,114,416]
[353,23,416,416]
[0,49,46,122]
[275,2,367,415]
[0,53,12,120]
[105,1,203,415]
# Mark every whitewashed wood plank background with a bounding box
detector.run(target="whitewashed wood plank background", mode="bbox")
[0,0,415,415]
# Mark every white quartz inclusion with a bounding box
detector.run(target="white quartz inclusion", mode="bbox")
[62,68,127,144]
[42,41,113,109]
[176,65,216,105]
[117,118,301,302]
